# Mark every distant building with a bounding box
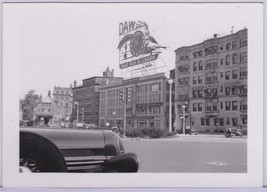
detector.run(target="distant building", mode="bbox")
[33,91,60,127]
[72,67,123,126]
[174,28,247,133]
[99,71,175,131]
[53,86,73,121]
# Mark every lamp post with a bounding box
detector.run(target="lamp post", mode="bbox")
[81,107,84,124]
[183,104,186,135]
[168,79,173,133]
[74,101,79,126]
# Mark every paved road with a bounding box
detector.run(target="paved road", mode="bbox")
[122,135,247,173]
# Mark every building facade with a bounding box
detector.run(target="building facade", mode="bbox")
[99,72,175,131]
[53,86,73,121]
[33,91,60,127]
[72,67,122,126]
[175,28,247,133]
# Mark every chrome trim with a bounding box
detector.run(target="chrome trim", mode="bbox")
[66,160,104,165]
[64,155,115,171]
[65,155,108,162]
[67,165,102,171]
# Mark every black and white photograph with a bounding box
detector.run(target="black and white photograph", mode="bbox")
[2,2,263,188]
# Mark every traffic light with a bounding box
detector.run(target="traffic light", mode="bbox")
[119,89,124,103]
[126,87,132,103]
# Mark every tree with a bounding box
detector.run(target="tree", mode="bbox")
[21,90,42,121]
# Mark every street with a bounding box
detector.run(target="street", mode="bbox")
[122,135,247,173]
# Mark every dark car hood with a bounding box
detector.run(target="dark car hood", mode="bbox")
[20,128,105,150]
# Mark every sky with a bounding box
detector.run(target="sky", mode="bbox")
[3,3,255,99]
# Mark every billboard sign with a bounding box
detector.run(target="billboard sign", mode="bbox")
[118,21,165,69]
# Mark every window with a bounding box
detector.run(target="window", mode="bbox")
[221,72,223,78]
[198,103,203,111]
[225,71,230,80]
[201,118,205,126]
[242,116,247,125]
[221,102,223,109]
[198,75,203,84]
[226,43,231,50]
[193,62,197,71]
[214,118,218,126]
[240,38,247,47]
[219,118,224,126]
[226,117,230,125]
[240,68,247,77]
[240,52,247,63]
[220,58,223,65]
[199,61,203,70]
[193,76,197,84]
[232,54,238,64]
[198,90,203,98]
[232,70,238,79]
[226,55,230,65]
[193,103,197,112]
[240,100,247,110]
[232,117,238,126]
[232,87,239,95]
[226,101,231,110]
[206,102,213,112]
[193,52,198,58]
[213,102,218,111]
[225,87,231,95]
[193,90,198,98]
[206,118,210,126]
[232,101,238,110]
[232,41,238,49]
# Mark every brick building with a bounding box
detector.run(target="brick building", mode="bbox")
[72,67,122,126]
[99,71,175,131]
[175,28,247,133]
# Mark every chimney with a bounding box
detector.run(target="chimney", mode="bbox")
[74,80,77,88]
[213,34,217,39]
[48,91,51,97]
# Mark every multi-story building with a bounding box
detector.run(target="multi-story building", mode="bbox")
[53,86,73,120]
[175,28,247,133]
[72,67,122,126]
[99,71,175,131]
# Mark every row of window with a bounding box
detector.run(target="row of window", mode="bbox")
[179,68,247,87]
[199,116,247,127]
[191,100,247,112]
[137,94,161,104]
[137,83,161,93]
[136,106,162,115]
[189,51,247,73]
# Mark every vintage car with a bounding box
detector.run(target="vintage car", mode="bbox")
[225,128,243,138]
[20,128,139,173]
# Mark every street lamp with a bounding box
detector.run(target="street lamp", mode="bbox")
[168,79,173,133]
[81,107,84,124]
[74,101,79,126]
[182,104,186,135]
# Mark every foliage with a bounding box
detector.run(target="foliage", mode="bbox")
[21,90,42,121]
[126,127,167,139]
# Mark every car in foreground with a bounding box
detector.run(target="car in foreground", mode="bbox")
[20,128,139,173]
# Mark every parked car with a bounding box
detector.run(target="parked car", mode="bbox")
[20,128,139,173]
[225,128,243,138]
[177,127,198,135]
